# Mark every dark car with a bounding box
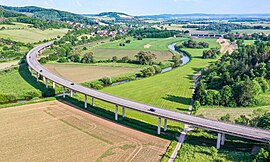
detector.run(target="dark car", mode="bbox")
[40,70,43,73]
[149,108,156,112]
[71,83,75,85]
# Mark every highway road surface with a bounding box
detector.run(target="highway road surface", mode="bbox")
[27,42,270,143]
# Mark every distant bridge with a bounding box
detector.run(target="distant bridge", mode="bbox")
[190,33,224,38]
[27,42,270,149]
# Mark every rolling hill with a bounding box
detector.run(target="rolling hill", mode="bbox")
[1,5,96,25]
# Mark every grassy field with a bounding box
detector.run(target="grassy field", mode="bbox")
[44,63,141,83]
[79,37,185,62]
[177,130,255,162]
[0,64,60,100]
[97,37,180,51]
[197,105,270,121]
[90,48,174,61]
[0,22,69,43]
[0,100,170,161]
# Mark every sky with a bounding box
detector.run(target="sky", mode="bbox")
[0,0,269,15]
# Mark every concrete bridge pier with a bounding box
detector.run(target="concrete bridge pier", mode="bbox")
[122,107,125,118]
[164,119,168,131]
[52,82,55,89]
[63,87,66,98]
[216,133,222,149]
[45,78,48,88]
[92,97,95,107]
[70,90,73,97]
[115,105,118,120]
[36,73,39,82]
[158,117,161,135]
[221,133,225,146]
[84,95,87,109]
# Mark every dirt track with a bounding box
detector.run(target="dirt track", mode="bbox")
[218,38,236,54]
[0,101,170,162]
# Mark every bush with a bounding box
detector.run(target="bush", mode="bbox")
[0,93,16,103]
[47,54,58,61]
[193,100,201,114]
[25,90,40,99]
[99,76,112,85]
[153,65,162,74]
[58,57,69,63]
[39,57,47,64]
[140,66,156,77]
[83,47,87,50]
[126,40,131,43]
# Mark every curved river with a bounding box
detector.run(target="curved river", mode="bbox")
[161,42,190,73]
[168,42,190,65]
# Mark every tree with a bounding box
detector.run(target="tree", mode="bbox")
[220,114,231,122]
[193,80,206,105]
[112,56,118,62]
[257,113,270,130]
[81,52,94,63]
[70,54,80,62]
[193,101,201,114]
[220,86,234,106]
[256,142,270,162]
[235,115,250,125]
[235,80,262,106]
[135,51,157,65]
[121,56,130,63]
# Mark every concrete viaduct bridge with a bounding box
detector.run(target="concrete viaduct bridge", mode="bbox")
[27,42,270,149]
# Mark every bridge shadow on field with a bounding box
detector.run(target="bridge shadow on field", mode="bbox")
[18,64,56,96]
[163,94,191,106]
[58,96,182,141]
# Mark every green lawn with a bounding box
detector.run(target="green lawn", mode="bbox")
[0,22,69,43]
[90,48,174,62]
[0,64,60,100]
[97,37,181,51]
[197,105,270,121]
[177,130,255,162]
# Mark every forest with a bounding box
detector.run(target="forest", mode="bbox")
[194,41,270,107]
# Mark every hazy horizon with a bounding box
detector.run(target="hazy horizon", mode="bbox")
[0,0,270,16]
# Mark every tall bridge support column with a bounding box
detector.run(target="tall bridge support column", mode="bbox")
[216,133,222,149]
[91,97,95,107]
[63,87,66,98]
[70,90,73,97]
[52,82,55,89]
[84,95,87,109]
[122,107,125,118]
[157,117,161,135]
[45,78,48,88]
[221,133,225,146]
[115,105,118,121]
[164,119,168,131]
[36,73,39,82]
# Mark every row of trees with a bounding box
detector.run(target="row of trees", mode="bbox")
[194,41,270,107]
[181,40,209,49]
[202,48,221,59]
[128,28,178,38]
[183,22,252,33]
